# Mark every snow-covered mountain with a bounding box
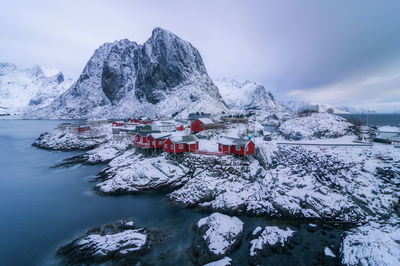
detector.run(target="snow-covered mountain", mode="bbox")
[285,100,378,114]
[0,62,73,115]
[214,78,291,122]
[284,101,348,114]
[30,28,228,119]
[335,106,377,114]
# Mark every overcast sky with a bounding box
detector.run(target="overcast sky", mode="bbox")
[1,0,399,112]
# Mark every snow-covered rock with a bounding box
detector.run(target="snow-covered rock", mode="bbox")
[203,256,232,266]
[96,150,190,194]
[324,246,336,258]
[167,141,398,222]
[277,113,353,139]
[34,123,112,150]
[84,137,132,164]
[249,226,298,265]
[0,62,73,115]
[55,137,133,166]
[191,212,244,264]
[341,218,400,266]
[30,28,228,119]
[57,218,157,265]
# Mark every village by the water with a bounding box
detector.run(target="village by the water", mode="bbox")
[29,98,400,265]
[63,105,399,153]
[2,11,400,264]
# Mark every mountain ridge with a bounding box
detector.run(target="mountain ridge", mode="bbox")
[0,62,73,115]
[29,27,228,119]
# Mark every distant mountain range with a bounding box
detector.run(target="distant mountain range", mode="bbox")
[0,62,73,115]
[0,28,384,119]
[214,78,291,121]
[284,100,377,114]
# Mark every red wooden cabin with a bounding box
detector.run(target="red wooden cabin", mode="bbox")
[191,118,213,133]
[130,118,141,124]
[77,126,91,133]
[112,121,125,127]
[218,137,256,155]
[176,125,185,131]
[163,135,199,154]
[134,132,150,145]
[147,133,171,149]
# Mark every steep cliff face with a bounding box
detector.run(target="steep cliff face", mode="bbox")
[30,28,227,119]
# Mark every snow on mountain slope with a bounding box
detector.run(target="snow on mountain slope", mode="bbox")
[29,28,228,119]
[0,62,73,115]
[336,106,377,114]
[285,101,348,114]
[214,78,291,122]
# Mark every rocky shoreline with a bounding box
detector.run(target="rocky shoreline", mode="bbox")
[33,114,400,265]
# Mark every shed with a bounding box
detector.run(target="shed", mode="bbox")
[147,132,171,149]
[191,118,213,133]
[78,126,91,133]
[187,113,213,122]
[217,137,255,155]
[164,135,199,154]
[112,121,125,127]
[151,121,177,132]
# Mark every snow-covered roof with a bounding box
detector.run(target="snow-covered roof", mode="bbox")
[137,131,161,137]
[150,132,171,139]
[152,120,177,127]
[197,118,213,124]
[169,135,198,144]
[218,136,251,146]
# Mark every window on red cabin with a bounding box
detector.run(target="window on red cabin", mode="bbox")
[236,145,241,151]
[152,141,155,145]
[246,146,249,152]
[179,144,183,149]
[164,144,167,149]
[158,140,162,145]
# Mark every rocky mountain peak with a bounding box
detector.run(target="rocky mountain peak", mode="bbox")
[135,27,209,104]
[29,28,228,119]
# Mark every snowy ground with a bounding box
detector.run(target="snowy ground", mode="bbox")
[36,113,400,265]
[96,150,190,194]
[34,123,112,150]
[277,112,354,140]
[341,216,400,266]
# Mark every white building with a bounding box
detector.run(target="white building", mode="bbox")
[151,120,177,132]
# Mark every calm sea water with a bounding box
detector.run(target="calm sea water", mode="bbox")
[0,120,211,265]
[6,118,395,265]
[339,113,400,127]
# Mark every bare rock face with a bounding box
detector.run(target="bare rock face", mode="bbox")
[135,27,211,104]
[30,27,227,119]
[190,213,244,265]
[101,39,138,104]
